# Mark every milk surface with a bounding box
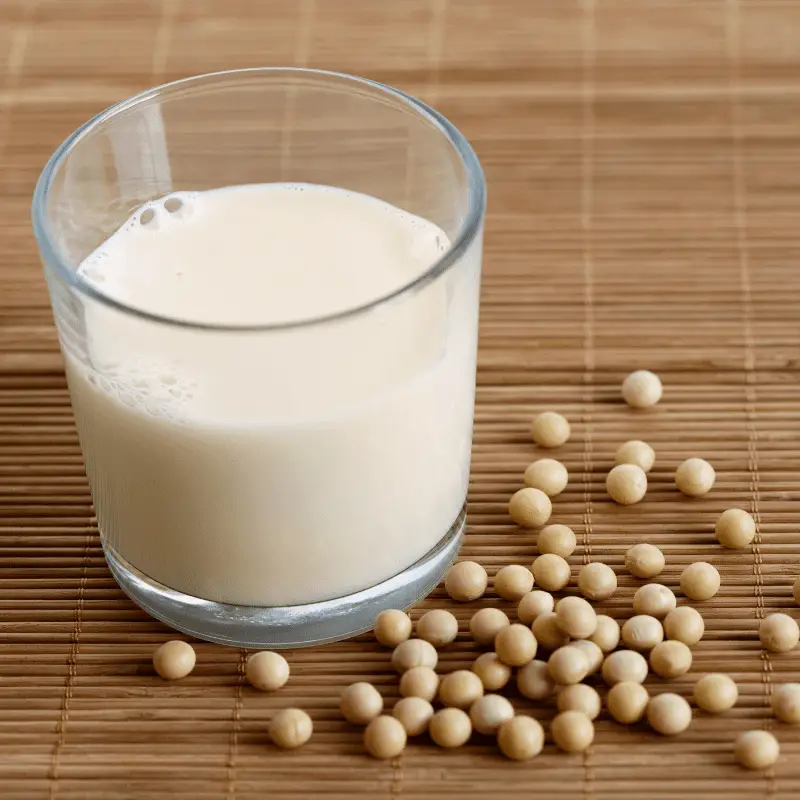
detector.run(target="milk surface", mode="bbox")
[66,184,478,606]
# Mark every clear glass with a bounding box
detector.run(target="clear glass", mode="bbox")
[32,69,485,647]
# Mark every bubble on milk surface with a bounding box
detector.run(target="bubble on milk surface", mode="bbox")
[133,192,196,230]
[81,192,198,285]
[138,206,157,227]
[163,196,184,215]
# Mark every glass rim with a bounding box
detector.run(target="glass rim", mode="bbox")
[31,67,486,333]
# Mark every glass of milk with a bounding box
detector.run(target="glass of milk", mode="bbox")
[32,69,485,647]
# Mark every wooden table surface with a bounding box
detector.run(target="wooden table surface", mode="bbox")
[2,1,800,798]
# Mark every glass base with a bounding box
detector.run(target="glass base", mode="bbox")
[103,506,465,648]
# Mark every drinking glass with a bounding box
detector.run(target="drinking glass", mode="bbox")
[32,69,485,647]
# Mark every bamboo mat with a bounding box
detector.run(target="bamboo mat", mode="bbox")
[2,0,800,797]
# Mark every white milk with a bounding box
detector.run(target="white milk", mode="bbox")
[65,184,478,606]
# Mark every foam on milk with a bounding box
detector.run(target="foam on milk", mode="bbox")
[65,183,478,606]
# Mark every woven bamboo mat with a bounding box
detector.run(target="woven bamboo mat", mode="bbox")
[2,0,800,797]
